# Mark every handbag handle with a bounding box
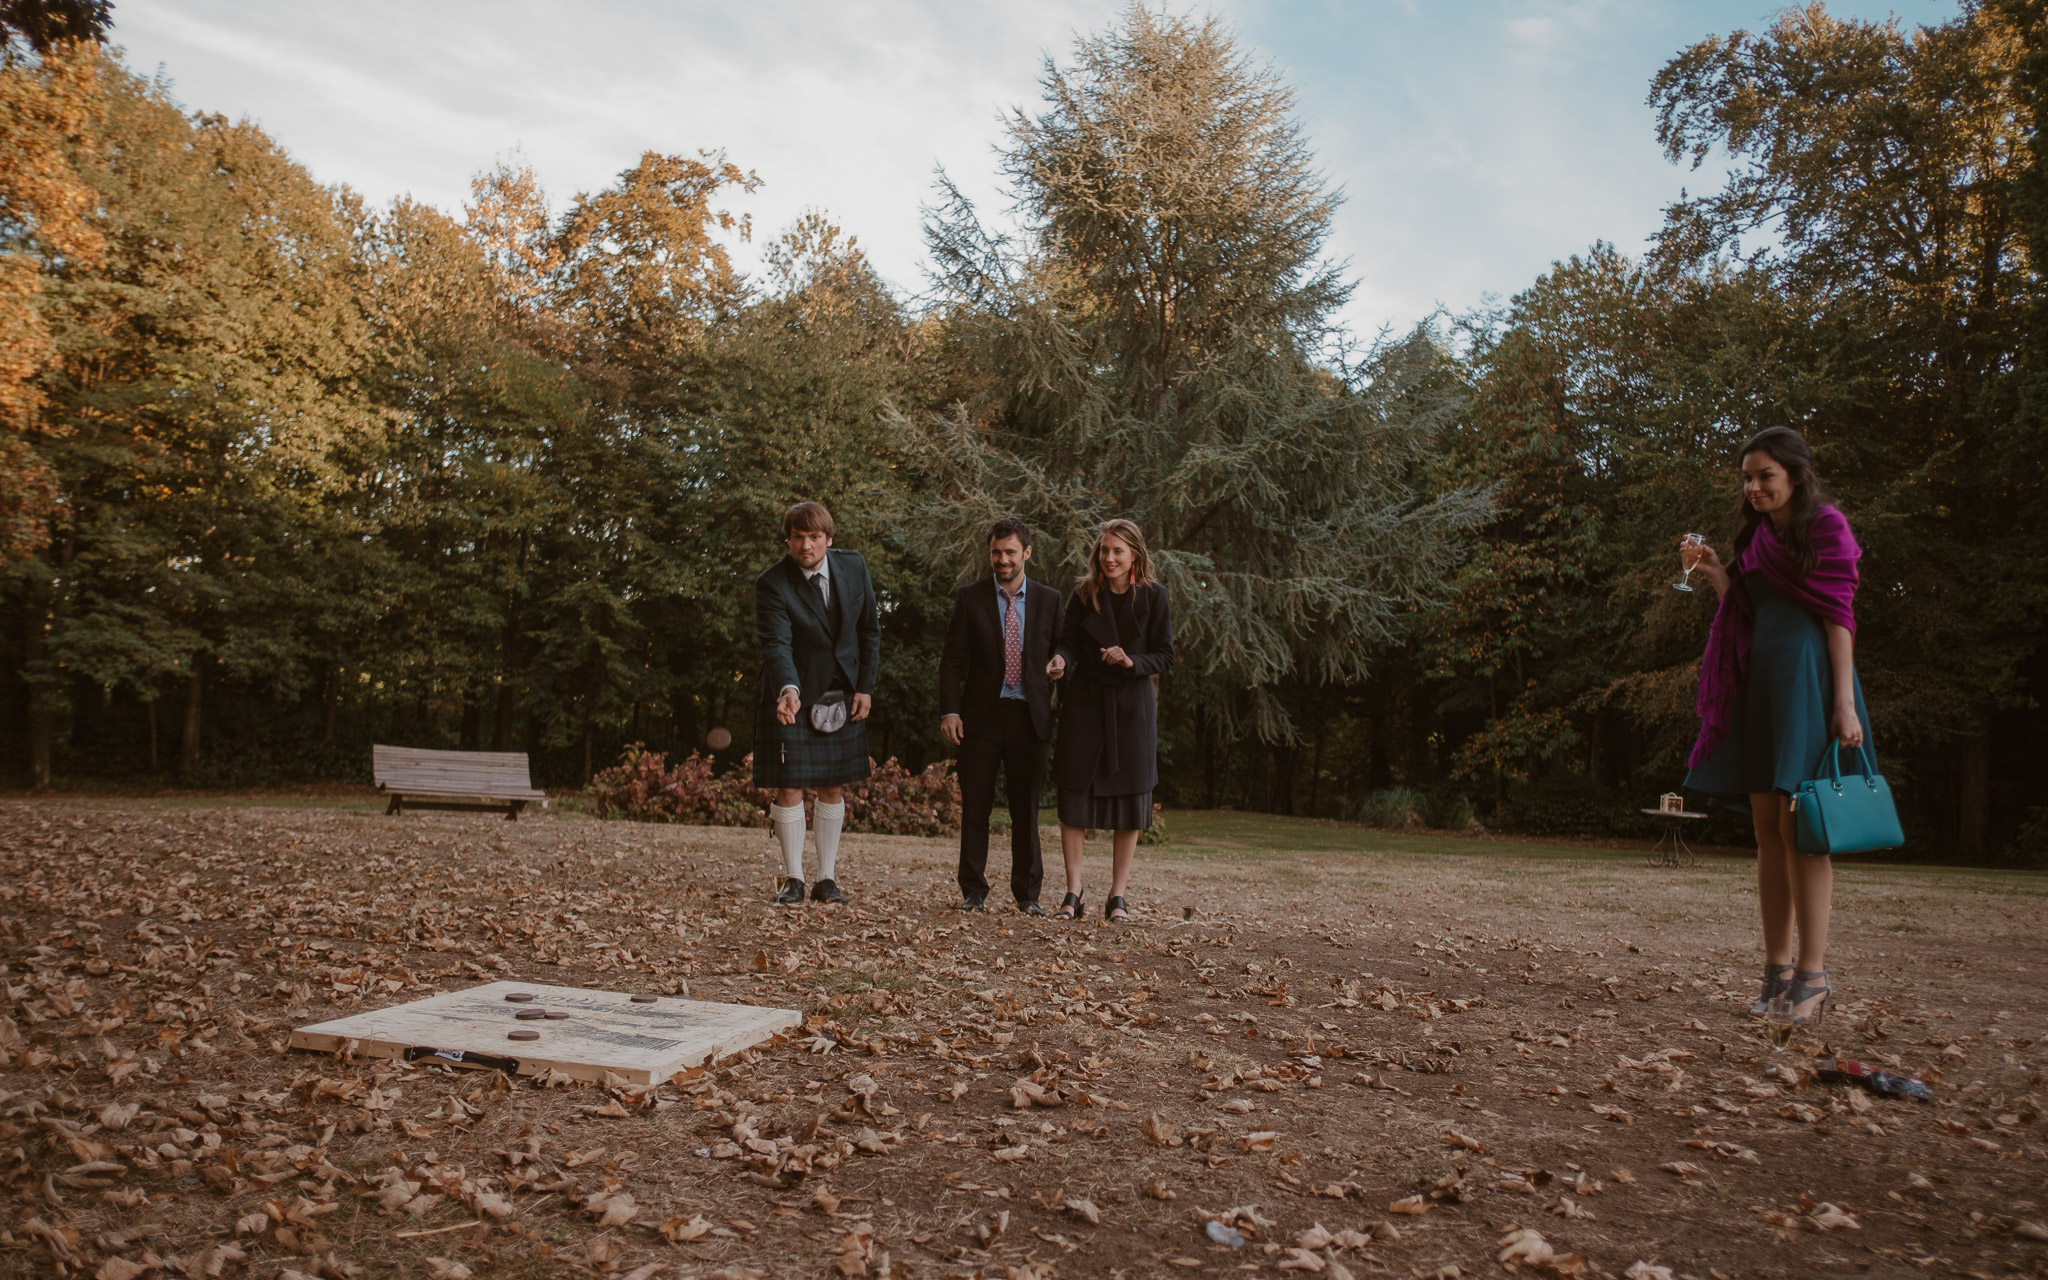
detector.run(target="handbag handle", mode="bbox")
[1819,740,1878,786]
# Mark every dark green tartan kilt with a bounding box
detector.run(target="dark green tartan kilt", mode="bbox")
[752,710,873,790]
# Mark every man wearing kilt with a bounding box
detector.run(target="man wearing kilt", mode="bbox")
[754,501,879,905]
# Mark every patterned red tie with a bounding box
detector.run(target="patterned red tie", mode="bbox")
[1002,587,1023,688]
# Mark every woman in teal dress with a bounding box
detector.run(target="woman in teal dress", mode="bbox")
[1683,427,1869,1027]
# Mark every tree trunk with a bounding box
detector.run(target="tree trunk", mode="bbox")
[1306,720,1325,815]
[493,683,517,751]
[321,666,339,744]
[1368,709,1391,789]
[147,698,159,773]
[1958,721,1991,857]
[1269,744,1296,814]
[1199,704,1216,808]
[28,696,53,790]
[460,699,482,749]
[180,664,204,776]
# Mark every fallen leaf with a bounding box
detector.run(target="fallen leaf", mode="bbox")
[659,1214,715,1243]
[1142,1112,1182,1147]
[1389,1195,1430,1215]
[1062,1197,1102,1225]
[1498,1227,1555,1265]
[424,1260,472,1280]
[1809,1203,1860,1230]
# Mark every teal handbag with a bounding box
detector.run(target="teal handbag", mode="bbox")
[1791,742,1904,855]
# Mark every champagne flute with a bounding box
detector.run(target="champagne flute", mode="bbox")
[1765,993,1796,1050]
[1672,533,1707,593]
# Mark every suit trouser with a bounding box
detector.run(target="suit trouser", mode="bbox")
[956,699,1048,904]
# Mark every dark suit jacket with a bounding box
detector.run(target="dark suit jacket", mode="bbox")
[938,575,1063,741]
[1052,580,1174,795]
[755,549,880,724]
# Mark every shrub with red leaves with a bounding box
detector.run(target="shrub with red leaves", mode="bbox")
[589,744,960,836]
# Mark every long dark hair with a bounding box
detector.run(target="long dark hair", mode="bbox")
[1732,427,1830,578]
[1073,518,1157,610]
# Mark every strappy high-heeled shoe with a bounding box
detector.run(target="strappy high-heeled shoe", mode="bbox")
[1051,891,1085,921]
[1788,969,1831,1026]
[1750,962,1795,1018]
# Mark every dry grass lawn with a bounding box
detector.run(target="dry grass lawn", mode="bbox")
[2,796,2044,1280]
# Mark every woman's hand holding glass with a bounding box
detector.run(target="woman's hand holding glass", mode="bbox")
[1677,533,1730,597]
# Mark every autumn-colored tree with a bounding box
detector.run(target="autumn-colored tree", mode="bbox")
[6,64,377,784]
[0,37,100,563]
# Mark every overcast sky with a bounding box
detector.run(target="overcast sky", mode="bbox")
[113,0,1958,340]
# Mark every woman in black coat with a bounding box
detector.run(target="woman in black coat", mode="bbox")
[1047,518,1174,923]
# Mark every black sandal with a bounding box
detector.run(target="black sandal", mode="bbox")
[1052,891,1084,921]
[1104,895,1131,924]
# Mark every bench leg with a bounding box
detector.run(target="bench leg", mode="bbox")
[386,795,402,816]
[506,801,525,822]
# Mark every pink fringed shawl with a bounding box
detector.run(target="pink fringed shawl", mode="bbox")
[1689,505,1861,769]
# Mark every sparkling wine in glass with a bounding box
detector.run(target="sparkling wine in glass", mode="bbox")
[1673,532,1707,593]
[1765,993,1796,1049]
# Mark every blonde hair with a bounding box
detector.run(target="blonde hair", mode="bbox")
[1074,518,1156,610]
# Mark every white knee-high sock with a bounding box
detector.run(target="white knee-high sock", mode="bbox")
[813,799,846,882]
[770,803,806,880]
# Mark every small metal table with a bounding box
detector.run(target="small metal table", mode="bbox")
[1640,808,1708,868]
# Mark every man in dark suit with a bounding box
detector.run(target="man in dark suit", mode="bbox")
[754,501,880,906]
[938,517,1063,914]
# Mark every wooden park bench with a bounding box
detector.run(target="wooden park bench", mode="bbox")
[373,744,546,820]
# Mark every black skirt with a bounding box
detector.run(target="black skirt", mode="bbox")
[1057,786,1152,831]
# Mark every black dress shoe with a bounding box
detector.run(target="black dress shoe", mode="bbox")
[1019,900,1046,916]
[960,896,987,912]
[773,877,806,906]
[811,878,848,905]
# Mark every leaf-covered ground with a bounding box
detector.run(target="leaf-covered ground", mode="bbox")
[2,798,2044,1280]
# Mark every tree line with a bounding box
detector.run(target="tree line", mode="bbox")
[3,3,2043,864]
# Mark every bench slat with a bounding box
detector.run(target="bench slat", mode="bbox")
[373,745,542,800]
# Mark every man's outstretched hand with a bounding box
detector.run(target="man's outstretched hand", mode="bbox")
[941,713,964,745]
[776,688,801,725]
[851,693,872,722]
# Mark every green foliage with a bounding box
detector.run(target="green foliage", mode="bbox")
[1137,805,1170,846]
[1356,788,1425,830]
[900,8,1489,744]
[1355,787,1476,833]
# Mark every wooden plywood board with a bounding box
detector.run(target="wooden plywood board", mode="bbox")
[289,981,800,1084]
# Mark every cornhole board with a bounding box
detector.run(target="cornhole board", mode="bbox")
[289,981,801,1084]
